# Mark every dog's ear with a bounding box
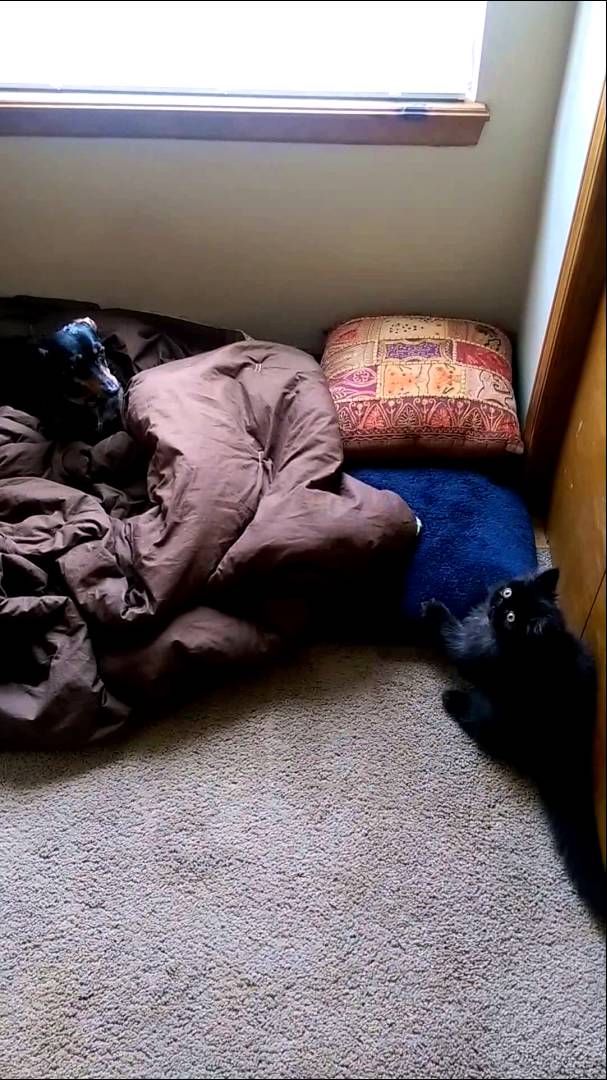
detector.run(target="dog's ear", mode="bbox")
[29,345,54,391]
[74,316,98,332]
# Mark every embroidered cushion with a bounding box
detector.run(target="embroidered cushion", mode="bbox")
[321,315,523,458]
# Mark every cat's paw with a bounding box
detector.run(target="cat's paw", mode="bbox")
[442,688,469,720]
[421,600,450,645]
[421,599,450,627]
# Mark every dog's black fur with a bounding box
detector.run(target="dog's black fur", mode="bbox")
[423,568,605,920]
[0,317,124,442]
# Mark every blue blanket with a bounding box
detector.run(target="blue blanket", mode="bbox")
[351,467,537,621]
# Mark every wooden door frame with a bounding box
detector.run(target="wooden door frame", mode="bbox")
[524,83,606,512]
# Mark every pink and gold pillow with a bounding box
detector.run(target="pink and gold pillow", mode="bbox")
[321,316,523,458]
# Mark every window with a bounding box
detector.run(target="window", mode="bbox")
[0,0,489,145]
[2,0,486,102]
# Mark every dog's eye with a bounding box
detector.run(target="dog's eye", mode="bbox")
[506,611,516,623]
[502,587,512,599]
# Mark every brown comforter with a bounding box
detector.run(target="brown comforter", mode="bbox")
[0,337,416,748]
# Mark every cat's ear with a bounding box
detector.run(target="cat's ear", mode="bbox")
[534,567,560,599]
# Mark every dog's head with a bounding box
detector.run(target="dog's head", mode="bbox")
[38,317,123,437]
[40,317,121,405]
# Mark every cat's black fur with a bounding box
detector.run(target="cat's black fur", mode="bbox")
[423,567,605,920]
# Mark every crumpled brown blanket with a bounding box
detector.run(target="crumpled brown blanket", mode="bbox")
[0,338,416,748]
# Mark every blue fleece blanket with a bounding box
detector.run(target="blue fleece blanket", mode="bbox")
[351,467,537,621]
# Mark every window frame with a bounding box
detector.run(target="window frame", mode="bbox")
[0,90,489,145]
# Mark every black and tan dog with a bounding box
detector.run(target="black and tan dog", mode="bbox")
[0,317,124,442]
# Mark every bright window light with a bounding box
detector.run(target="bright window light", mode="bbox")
[0,1,487,102]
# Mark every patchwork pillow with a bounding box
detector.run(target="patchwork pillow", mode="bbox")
[321,316,523,459]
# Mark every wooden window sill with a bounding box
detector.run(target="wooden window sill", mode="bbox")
[0,92,489,145]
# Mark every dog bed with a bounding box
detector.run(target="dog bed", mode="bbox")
[350,466,537,621]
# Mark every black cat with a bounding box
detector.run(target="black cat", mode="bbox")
[423,568,605,919]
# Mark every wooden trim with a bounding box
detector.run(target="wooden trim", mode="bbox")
[547,294,606,638]
[524,83,606,506]
[0,92,489,146]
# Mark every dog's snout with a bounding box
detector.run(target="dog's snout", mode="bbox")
[82,373,121,400]
[105,374,121,396]
[96,362,121,396]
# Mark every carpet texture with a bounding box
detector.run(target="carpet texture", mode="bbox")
[1,646,604,1080]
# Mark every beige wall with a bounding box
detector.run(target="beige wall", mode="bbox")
[519,0,606,418]
[0,1,575,354]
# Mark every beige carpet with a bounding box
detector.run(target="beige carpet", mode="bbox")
[1,646,605,1080]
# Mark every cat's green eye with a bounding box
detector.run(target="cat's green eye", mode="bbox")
[502,587,513,599]
[506,611,516,623]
